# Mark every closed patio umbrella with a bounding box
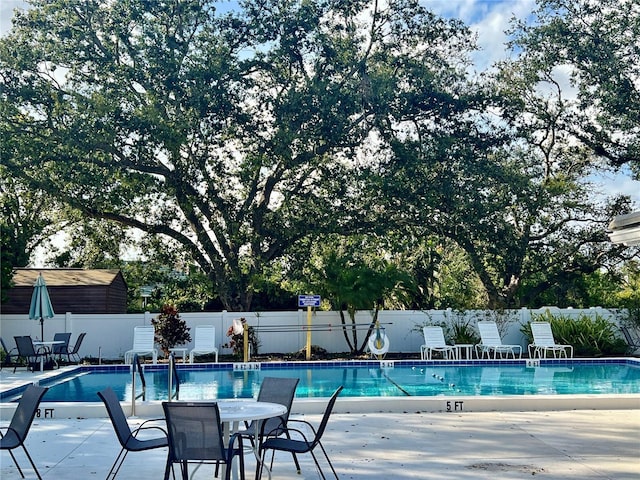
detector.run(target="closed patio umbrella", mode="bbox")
[28,273,55,340]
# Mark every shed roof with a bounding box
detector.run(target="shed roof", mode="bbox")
[12,268,125,287]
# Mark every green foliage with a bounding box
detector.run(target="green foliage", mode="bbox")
[304,238,416,354]
[1,0,636,314]
[508,0,640,177]
[0,0,480,311]
[152,304,192,357]
[0,177,64,302]
[522,311,628,357]
[0,223,14,304]
[433,244,487,310]
[615,261,640,328]
[446,318,480,345]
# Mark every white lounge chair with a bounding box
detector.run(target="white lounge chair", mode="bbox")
[476,321,522,359]
[528,322,574,358]
[124,326,158,364]
[189,325,219,363]
[621,326,640,354]
[420,326,455,360]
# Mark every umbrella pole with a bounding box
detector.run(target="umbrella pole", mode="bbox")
[40,318,44,341]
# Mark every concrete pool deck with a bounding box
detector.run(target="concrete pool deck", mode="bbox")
[1,408,639,479]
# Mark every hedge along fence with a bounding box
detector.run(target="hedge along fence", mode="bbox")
[0,307,628,361]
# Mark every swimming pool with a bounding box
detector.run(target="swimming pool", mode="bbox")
[29,358,640,402]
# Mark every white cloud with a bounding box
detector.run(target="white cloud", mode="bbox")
[591,170,640,205]
[422,0,538,70]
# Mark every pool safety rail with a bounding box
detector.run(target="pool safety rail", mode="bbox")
[130,354,146,416]
[167,352,180,401]
[131,352,181,415]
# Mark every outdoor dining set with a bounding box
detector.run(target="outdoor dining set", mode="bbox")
[1,272,87,373]
[1,378,343,480]
[0,332,86,372]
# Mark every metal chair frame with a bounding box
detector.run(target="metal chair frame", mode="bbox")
[63,332,86,363]
[13,336,50,373]
[163,401,245,480]
[259,386,343,480]
[98,387,169,479]
[0,384,49,480]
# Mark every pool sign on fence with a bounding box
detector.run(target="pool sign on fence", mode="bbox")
[298,294,321,360]
[298,294,321,307]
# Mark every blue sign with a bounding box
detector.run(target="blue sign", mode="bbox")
[298,294,321,307]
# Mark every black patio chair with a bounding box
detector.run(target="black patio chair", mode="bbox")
[162,401,245,480]
[13,336,50,373]
[63,332,86,363]
[241,377,300,477]
[0,384,49,480]
[258,385,343,480]
[97,387,169,479]
[52,332,71,359]
[1,337,19,371]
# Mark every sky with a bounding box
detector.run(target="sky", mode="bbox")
[0,0,638,205]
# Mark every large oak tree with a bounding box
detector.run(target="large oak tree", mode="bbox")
[0,0,476,310]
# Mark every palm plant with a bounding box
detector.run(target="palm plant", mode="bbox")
[310,251,415,355]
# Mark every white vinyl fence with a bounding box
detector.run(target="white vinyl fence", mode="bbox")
[0,307,621,361]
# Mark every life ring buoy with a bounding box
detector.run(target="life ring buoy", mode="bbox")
[368,332,390,356]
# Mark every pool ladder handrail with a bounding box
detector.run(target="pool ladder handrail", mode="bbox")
[167,352,180,401]
[130,353,146,416]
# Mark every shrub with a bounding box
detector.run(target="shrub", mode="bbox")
[445,319,480,345]
[152,304,192,357]
[522,311,627,357]
[223,317,260,359]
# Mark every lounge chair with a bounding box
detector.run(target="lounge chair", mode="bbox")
[620,326,640,354]
[420,326,455,360]
[98,387,168,479]
[258,386,343,480]
[188,325,219,363]
[528,322,574,358]
[163,401,245,480]
[242,377,300,477]
[124,326,158,364]
[476,321,522,359]
[13,336,51,372]
[0,384,49,480]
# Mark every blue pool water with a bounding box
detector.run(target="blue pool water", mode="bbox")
[32,359,640,402]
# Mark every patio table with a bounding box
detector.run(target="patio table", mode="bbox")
[186,399,286,480]
[32,340,64,371]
